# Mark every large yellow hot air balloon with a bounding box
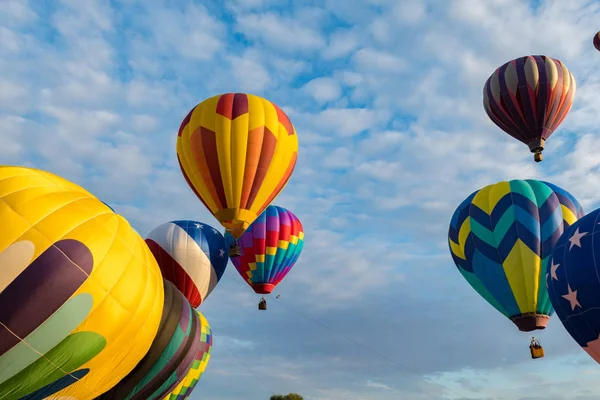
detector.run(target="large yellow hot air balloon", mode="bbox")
[0,166,164,399]
[176,93,299,256]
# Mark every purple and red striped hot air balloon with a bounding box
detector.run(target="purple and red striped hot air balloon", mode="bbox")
[483,55,576,162]
[594,31,600,52]
[224,205,304,310]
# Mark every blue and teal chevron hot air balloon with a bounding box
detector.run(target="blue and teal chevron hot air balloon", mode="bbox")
[448,180,584,332]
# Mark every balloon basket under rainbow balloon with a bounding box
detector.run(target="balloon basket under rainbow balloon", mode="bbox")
[258,297,267,310]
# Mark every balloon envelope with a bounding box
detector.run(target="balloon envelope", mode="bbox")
[177,93,299,238]
[483,55,576,161]
[162,311,212,400]
[98,281,205,400]
[547,207,600,364]
[146,220,228,308]
[448,179,583,331]
[595,31,600,51]
[0,166,164,399]
[225,205,304,294]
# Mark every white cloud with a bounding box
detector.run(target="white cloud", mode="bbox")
[0,80,28,113]
[392,1,427,24]
[322,28,360,59]
[236,12,325,52]
[226,51,272,93]
[2,0,38,25]
[147,4,225,60]
[352,47,407,72]
[312,108,387,137]
[322,147,352,169]
[303,77,342,104]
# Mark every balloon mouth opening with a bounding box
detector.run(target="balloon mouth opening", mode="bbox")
[511,314,550,332]
[252,283,275,294]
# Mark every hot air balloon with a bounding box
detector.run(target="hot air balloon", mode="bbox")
[97,281,206,400]
[594,32,600,52]
[0,166,164,400]
[176,93,299,257]
[225,205,304,310]
[483,55,576,162]
[145,220,228,308]
[547,207,600,365]
[163,311,212,400]
[448,180,583,351]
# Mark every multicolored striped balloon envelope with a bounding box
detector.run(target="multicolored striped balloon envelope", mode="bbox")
[146,220,228,308]
[483,55,576,162]
[163,311,212,400]
[0,166,164,400]
[225,205,304,295]
[448,180,583,332]
[176,93,299,239]
[98,281,205,400]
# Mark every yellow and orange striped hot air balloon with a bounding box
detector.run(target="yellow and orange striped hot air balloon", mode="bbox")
[176,93,299,257]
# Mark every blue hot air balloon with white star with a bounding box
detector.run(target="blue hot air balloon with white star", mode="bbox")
[545,207,600,364]
[145,220,229,308]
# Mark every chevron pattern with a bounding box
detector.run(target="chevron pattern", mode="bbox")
[448,180,583,320]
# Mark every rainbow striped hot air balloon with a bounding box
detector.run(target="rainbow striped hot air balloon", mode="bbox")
[225,205,304,310]
[176,93,299,257]
[0,166,164,400]
[448,180,583,332]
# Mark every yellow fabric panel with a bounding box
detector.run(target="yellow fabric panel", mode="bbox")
[450,218,472,260]
[0,166,164,399]
[177,95,220,214]
[470,184,492,213]
[230,112,250,210]
[488,181,512,212]
[251,107,298,214]
[502,240,541,314]
[561,204,577,225]
[215,113,233,207]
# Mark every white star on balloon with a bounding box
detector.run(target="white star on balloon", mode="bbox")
[550,260,560,280]
[568,227,587,250]
[562,284,581,311]
[219,249,225,257]
[212,228,219,235]
[195,223,202,229]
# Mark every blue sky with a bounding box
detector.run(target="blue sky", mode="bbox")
[3,0,600,399]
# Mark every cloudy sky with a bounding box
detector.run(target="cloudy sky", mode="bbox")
[3,0,600,399]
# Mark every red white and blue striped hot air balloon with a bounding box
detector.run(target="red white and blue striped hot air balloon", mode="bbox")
[483,55,576,162]
[224,205,304,310]
[145,220,228,308]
